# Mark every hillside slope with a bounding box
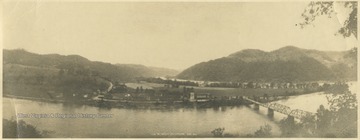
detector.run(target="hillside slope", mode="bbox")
[3,49,179,82]
[3,49,179,100]
[177,46,357,82]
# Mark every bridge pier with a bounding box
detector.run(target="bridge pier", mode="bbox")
[267,108,274,118]
[287,115,295,124]
[254,104,259,111]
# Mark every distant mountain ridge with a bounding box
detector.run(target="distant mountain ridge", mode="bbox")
[3,49,179,82]
[177,46,357,82]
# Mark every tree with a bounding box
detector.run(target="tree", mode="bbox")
[58,69,65,76]
[299,115,317,137]
[140,86,143,92]
[211,127,225,137]
[264,93,269,101]
[326,89,357,137]
[247,82,254,89]
[345,47,358,60]
[280,83,357,138]
[3,119,43,138]
[279,117,303,137]
[311,90,357,137]
[315,105,335,137]
[298,1,357,38]
[253,124,272,137]
[135,87,140,93]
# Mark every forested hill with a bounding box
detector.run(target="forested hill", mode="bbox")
[3,49,179,82]
[177,46,357,82]
[3,49,179,100]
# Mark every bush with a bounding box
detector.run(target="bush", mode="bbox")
[254,124,272,137]
[3,119,43,138]
[211,127,225,137]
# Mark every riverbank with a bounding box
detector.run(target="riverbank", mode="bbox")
[3,93,247,109]
[3,94,91,104]
[3,90,311,110]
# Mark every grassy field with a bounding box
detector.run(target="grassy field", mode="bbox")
[3,83,57,99]
[125,82,165,89]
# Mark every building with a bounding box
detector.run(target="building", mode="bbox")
[189,92,211,102]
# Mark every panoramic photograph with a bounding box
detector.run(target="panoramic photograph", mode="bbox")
[2,0,358,138]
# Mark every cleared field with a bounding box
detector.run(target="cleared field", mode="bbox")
[3,83,58,99]
[126,82,165,89]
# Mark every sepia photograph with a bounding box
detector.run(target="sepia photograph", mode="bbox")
[2,0,358,138]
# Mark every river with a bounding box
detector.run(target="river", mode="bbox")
[3,82,357,138]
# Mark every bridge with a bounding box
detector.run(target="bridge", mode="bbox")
[243,96,314,121]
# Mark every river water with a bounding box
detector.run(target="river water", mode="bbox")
[3,82,357,138]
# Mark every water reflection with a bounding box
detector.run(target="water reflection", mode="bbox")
[3,98,282,137]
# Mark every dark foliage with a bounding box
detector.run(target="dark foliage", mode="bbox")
[3,49,178,82]
[3,119,45,138]
[298,1,357,38]
[178,46,356,82]
[211,127,225,137]
[278,83,357,138]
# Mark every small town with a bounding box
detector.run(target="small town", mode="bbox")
[88,78,343,108]
[2,1,357,138]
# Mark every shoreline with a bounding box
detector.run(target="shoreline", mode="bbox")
[3,90,322,110]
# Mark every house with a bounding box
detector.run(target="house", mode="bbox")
[189,92,211,102]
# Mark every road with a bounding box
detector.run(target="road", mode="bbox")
[107,81,113,93]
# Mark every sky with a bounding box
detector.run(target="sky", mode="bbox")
[3,1,358,70]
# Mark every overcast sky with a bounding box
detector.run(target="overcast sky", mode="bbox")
[3,1,357,70]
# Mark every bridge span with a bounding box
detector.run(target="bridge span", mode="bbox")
[243,96,314,121]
